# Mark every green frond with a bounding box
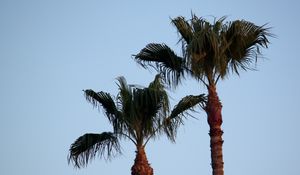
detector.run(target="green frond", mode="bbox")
[224,20,272,75]
[68,132,121,168]
[137,79,169,137]
[165,94,207,140]
[134,43,185,87]
[148,74,169,110]
[115,75,171,142]
[115,77,140,139]
[116,76,132,118]
[84,90,118,120]
[84,90,124,133]
[170,94,206,119]
[147,74,170,124]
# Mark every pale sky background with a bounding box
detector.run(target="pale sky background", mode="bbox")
[1,0,299,175]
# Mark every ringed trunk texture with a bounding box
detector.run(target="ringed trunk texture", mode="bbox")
[206,85,224,175]
[131,146,153,175]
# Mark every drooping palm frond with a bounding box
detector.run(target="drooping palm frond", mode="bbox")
[84,90,119,122]
[68,132,121,168]
[84,90,125,133]
[224,20,271,75]
[134,43,185,87]
[165,94,207,140]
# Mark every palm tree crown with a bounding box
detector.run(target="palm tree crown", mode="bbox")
[68,75,205,169]
[134,14,271,87]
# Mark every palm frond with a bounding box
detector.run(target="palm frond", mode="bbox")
[165,94,207,140]
[135,75,170,137]
[182,16,222,81]
[115,75,169,141]
[134,43,185,87]
[68,132,121,168]
[116,76,132,118]
[149,74,169,108]
[147,75,170,134]
[115,77,140,139]
[170,94,206,119]
[148,74,169,111]
[224,20,272,75]
[84,90,125,134]
[171,16,193,44]
[84,90,119,121]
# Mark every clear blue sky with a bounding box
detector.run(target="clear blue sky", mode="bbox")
[1,0,299,175]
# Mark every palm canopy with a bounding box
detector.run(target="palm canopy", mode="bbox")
[134,14,272,87]
[68,75,205,168]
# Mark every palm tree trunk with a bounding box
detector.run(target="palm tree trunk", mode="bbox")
[131,145,153,175]
[206,85,224,175]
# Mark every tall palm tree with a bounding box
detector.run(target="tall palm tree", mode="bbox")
[133,14,271,175]
[68,75,205,175]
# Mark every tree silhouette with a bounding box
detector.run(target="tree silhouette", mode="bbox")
[68,75,205,175]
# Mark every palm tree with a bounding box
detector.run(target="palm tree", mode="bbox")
[133,14,271,175]
[68,75,205,175]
